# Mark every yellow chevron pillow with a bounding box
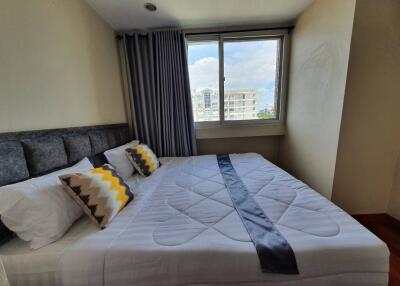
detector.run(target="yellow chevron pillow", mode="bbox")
[59,164,133,229]
[126,144,160,176]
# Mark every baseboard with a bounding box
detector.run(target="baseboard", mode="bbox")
[353,213,400,257]
[353,213,400,228]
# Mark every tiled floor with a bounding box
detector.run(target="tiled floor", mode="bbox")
[353,214,400,286]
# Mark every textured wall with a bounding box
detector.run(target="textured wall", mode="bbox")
[332,0,400,215]
[0,0,126,132]
[279,0,356,198]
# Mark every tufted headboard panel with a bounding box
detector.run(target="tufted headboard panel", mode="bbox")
[0,123,131,244]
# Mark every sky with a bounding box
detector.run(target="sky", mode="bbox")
[188,39,278,110]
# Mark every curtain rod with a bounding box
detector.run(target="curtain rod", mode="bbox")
[116,24,295,39]
[184,25,294,36]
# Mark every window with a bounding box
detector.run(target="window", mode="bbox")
[187,30,288,126]
[187,40,219,122]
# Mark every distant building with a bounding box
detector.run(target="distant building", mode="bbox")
[191,88,219,121]
[224,89,257,120]
[191,88,257,121]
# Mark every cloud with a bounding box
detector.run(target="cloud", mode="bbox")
[224,41,277,88]
[188,57,219,90]
[188,40,278,109]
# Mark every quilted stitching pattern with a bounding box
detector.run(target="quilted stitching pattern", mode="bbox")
[153,154,340,246]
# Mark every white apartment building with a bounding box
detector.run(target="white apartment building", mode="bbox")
[224,89,257,120]
[192,88,257,121]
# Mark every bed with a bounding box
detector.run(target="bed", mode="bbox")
[0,154,389,286]
[0,125,389,286]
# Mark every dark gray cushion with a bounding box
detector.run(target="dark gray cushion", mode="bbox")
[0,222,14,245]
[106,129,121,148]
[0,124,128,246]
[63,134,92,164]
[89,131,109,154]
[0,141,29,186]
[22,136,68,176]
[89,153,108,168]
[119,127,130,144]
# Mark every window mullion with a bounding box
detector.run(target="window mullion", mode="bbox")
[218,35,224,125]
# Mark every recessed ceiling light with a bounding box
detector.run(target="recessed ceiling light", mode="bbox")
[144,3,157,12]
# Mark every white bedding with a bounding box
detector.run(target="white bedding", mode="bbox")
[59,154,389,286]
[0,217,95,286]
[0,175,146,286]
[0,154,389,286]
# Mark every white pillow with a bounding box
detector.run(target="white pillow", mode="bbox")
[104,140,139,179]
[0,158,93,249]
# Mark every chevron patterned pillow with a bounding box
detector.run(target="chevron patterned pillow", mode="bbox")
[59,164,133,229]
[126,144,160,176]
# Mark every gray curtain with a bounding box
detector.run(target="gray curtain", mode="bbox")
[121,31,197,157]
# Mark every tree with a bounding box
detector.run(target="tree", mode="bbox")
[257,111,275,119]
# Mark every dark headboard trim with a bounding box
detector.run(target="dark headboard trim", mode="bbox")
[0,124,128,141]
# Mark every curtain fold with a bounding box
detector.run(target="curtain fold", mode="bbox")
[121,31,197,157]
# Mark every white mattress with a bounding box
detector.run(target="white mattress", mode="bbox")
[0,216,95,286]
[58,154,389,286]
[0,174,146,286]
[0,154,390,286]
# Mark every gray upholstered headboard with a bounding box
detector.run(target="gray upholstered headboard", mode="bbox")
[0,123,131,244]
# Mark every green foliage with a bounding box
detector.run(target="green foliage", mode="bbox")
[257,111,275,119]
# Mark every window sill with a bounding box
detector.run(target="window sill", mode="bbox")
[195,123,286,139]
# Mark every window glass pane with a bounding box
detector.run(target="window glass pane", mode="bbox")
[187,41,219,122]
[224,39,279,121]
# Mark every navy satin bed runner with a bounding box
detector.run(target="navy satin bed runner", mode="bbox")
[217,154,299,274]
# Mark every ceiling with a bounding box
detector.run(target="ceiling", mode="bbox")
[85,0,314,31]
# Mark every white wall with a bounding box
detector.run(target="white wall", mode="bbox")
[279,0,356,198]
[198,136,281,164]
[0,0,127,132]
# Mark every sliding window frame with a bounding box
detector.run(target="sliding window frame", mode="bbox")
[186,29,290,129]
[186,34,221,128]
